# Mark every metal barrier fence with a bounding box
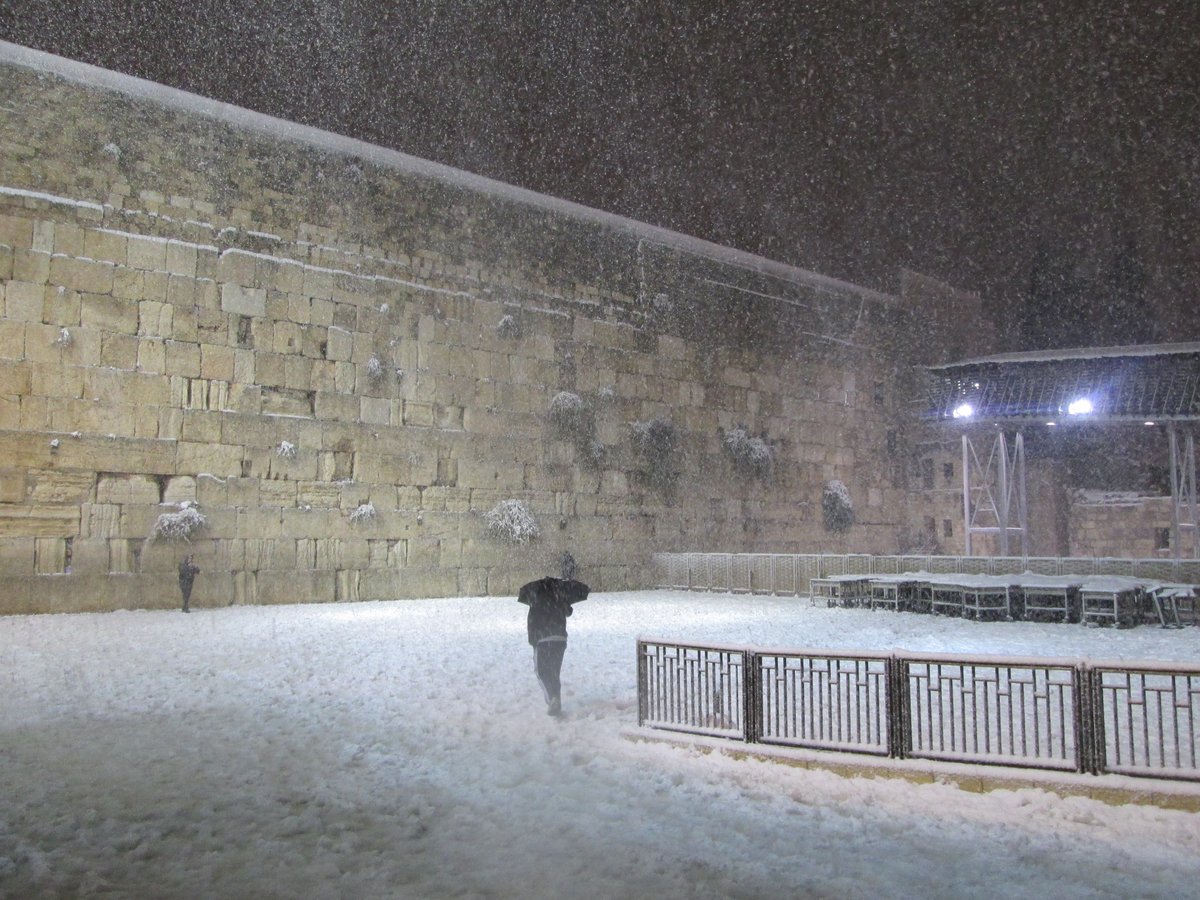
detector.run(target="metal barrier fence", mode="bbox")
[637,639,1200,781]
[653,553,1200,597]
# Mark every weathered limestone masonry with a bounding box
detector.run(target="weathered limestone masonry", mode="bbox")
[0,45,916,613]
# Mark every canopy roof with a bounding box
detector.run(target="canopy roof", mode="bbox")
[924,343,1200,423]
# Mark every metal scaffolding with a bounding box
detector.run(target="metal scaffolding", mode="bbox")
[962,431,1028,557]
[1169,425,1198,559]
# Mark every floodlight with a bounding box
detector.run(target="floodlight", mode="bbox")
[1066,397,1094,416]
[952,402,974,419]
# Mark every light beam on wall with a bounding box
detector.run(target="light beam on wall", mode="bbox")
[1067,397,1094,416]
[952,402,975,419]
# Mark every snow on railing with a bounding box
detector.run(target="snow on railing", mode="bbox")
[637,637,1200,782]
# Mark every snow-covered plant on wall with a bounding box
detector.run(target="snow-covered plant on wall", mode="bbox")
[348,502,377,524]
[484,499,540,544]
[365,355,385,380]
[149,501,207,543]
[822,480,854,533]
[53,327,72,347]
[276,440,297,460]
[631,418,680,495]
[548,391,586,435]
[547,391,604,469]
[581,440,607,469]
[722,426,775,481]
[496,314,521,339]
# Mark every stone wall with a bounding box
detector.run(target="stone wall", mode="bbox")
[0,45,913,613]
[1068,492,1175,560]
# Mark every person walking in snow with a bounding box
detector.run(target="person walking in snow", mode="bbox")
[518,556,589,717]
[178,555,199,613]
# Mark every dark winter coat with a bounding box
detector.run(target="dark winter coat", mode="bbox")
[178,557,199,591]
[518,577,590,646]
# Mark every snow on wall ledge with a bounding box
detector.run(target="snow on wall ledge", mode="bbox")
[0,44,915,614]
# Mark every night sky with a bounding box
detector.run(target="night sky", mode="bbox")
[2,1,1198,347]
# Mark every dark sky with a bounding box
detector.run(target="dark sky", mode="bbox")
[2,0,1198,347]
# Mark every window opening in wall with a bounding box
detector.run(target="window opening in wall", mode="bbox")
[887,430,897,455]
[873,381,885,406]
[924,516,936,535]
[921,458,935,490]
[943,518,954,538]
[943,462,954,482]
[1154,527,1171,551]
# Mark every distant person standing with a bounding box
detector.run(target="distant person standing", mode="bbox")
[518,555,589,716]
[178,555,199,613]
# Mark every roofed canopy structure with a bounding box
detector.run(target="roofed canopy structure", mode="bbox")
[922,344,1200,559]
[924,342,1200,424]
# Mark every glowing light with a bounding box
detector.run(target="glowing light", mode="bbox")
[1046,421,1057,427]
[1144,421,1156,426]
[1067,397,1094,416]
[952,402,974,419]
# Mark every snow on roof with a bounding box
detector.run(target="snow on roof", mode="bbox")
[0,40,895,308]
[929,342,1200,371]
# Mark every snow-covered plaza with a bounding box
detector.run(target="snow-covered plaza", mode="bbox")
[2,591,1199,899]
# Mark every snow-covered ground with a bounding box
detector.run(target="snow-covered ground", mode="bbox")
[1,591,1198,899]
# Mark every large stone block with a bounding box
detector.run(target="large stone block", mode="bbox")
[237,507,284,539]
[4,280,44,322]
[0,320,26,360]
[175,440,244,477]
[164,341,202,377]
[50,256,115,295]
[180,409,222,443]
[126,234,168,270]
[80,293,138,333]
[200,343,235,381]
[80,227,127,265]
[0,504,80,538]
[256,569,335,604]
[165,241,198,277]
[100,331,139,369]
[0,360,31,396]
[394,567,460,599]
[9,248,47,285]
[0,468,26,503]
[0,535,34,576]
[220,283,266,317]
[26,469,94,504]
[0,213,33,249]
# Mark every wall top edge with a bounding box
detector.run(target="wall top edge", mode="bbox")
[0,39,896,308]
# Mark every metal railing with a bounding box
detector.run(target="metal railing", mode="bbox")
[653,552,1200,597]
[637,639,1200,781]
[1089,662,1200,777]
